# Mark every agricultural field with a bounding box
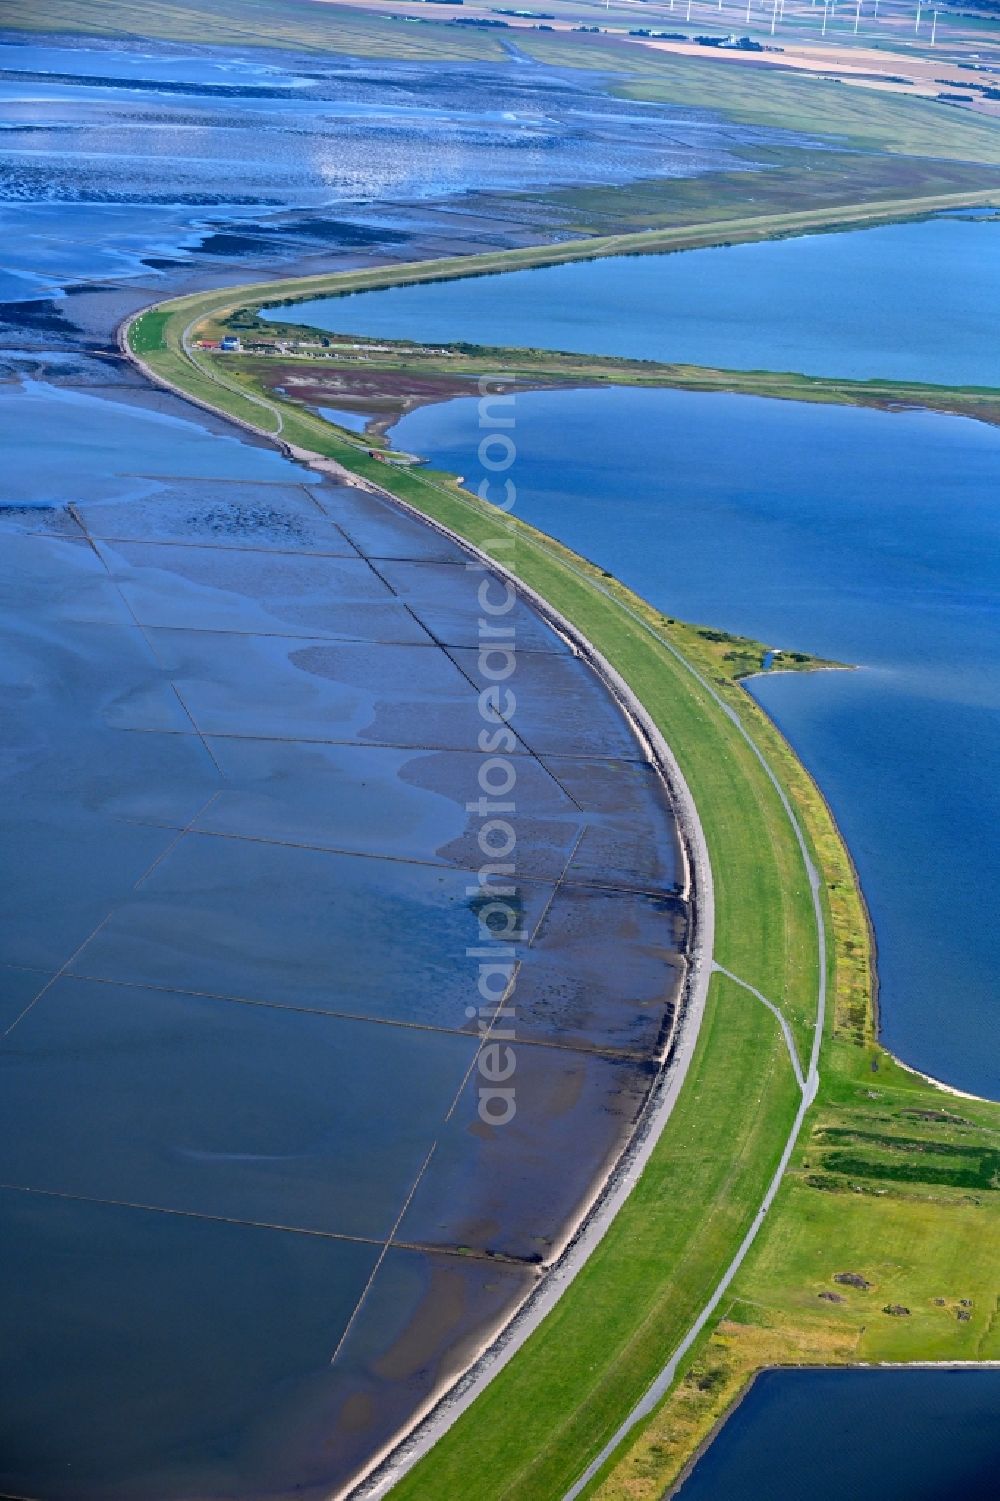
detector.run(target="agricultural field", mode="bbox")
[0,0,508,58]
[521,28,1000,161]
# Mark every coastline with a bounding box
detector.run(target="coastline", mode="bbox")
[127,189,1000,374]
[282,367,1000,454]
[892,1058,992,1104]
[124,295,837,1501]
[121,315,719,1500]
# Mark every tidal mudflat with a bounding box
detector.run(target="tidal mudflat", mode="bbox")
[0,34,776,305]
[0,372,690,1497]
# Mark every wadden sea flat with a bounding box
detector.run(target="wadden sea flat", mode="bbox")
[0,36,767,299]
[0,371,690,1497]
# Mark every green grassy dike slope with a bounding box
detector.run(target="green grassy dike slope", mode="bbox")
[124,257,1000,1501]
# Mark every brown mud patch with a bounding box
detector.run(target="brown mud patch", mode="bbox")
[259,362,571,437]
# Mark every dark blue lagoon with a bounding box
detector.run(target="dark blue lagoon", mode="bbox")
[669,1374,996,1501]
[393,385,1000,1098]
[280,214,1000,385]
[674,1368,1000,1501]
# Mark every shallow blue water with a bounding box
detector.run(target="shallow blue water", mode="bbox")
[316,403,370,433]
[282,215,1000,385]
[675,1368,1000,1501]
[2,378,300,499]
[394,386,1000,1097]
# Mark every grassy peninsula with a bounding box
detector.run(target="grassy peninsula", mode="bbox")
[197,307,1000,435]
[124,240,1000,1501]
